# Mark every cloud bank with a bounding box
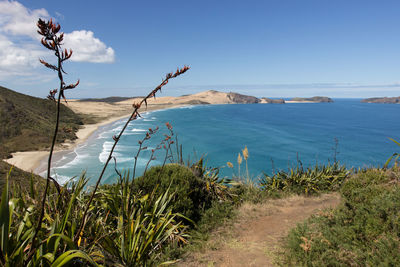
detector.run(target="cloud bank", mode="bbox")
[0,0,114,79]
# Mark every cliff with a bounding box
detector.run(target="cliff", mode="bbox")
[226,92,260,104]
[260,98,285,104]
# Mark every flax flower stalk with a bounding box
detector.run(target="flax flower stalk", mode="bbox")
[28,18,79,261]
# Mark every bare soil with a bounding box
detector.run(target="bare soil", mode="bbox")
[179,193,341,267]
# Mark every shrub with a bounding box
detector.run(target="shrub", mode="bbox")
[260,162,350,196]
[134,164,213,222]
[281,168,400,266]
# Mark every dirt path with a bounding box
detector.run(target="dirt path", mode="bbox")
[179,193,341,267]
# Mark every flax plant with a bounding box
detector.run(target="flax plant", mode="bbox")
[94,172,188,266]
[384,138,400,168]
[29,18,80,260]
[260,161,349,195]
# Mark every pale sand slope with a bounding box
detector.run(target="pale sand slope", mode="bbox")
[4,90,250,173]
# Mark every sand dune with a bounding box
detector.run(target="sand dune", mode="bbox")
[64,90,260,124]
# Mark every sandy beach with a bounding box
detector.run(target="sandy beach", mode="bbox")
[4,114,132,174]
[4,94,198,174]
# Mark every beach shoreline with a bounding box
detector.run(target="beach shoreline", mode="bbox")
[4,102,188,175]
[4,113,131,174]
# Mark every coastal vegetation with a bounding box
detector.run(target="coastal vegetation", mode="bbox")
[282,167,400,265]
[0,86,83,159]
[260,97,285,104]
[1,18,400,267]
[361,96,400,104]
[260,162,349,196]
[289,96,333,103]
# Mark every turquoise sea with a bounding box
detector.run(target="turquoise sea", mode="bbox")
[46,100,400,185]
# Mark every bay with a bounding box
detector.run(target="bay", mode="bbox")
[47,99,400,185]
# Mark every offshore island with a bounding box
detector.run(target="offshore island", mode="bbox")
[361,96,400,104]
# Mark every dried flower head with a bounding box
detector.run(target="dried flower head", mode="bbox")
[237,153,243,165]
[300,236,311,252]
[37,18,79,102]
[242,146,249,161]
[47,89,58,101]
[227,162,234,168]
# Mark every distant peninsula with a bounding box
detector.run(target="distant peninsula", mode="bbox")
[361,97,400,104]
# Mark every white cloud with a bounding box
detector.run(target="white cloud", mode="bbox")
[0,0,115,79]
[0,0,49,38]
[64,31,115,63]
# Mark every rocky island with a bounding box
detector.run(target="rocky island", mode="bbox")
[361,97,400,104]
[286,96,333,103]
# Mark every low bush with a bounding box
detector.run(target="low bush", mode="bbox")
[134,164,213,223]
[281,168,400,266]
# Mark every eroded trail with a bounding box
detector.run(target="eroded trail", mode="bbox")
[180,193,340,267]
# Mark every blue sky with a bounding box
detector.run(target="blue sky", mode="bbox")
[1,0,400,98]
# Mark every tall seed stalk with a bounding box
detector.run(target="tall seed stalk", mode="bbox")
[237,153,242,179]
[243,146,249,179]
[29,18,79,258]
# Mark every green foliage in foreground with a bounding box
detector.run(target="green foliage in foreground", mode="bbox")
[0,163,238,266]
[0,168,192,266]
[0,86,83,158]
[282,168,400,266]
[9,156,397,266]
[133,164,213,223]
[0,171,99,266]
[260,162,350,196]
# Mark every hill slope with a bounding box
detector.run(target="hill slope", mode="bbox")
[0,86,83,158]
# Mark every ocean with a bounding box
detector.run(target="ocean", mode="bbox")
[46,99,400,185]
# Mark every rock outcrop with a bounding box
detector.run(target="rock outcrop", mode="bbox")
[226,92,260,104]
[260,98,285,104]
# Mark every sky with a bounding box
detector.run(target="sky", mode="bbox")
[1,0,400,98]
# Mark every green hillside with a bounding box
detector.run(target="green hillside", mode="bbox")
[0,161,45,192]
[0,86,83,159]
